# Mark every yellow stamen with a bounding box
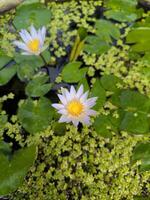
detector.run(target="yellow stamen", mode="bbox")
[27,39,40,52]
[67,100,83,116]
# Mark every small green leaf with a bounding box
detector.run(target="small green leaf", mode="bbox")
[0,51,11,70]
[90,79,106,110]
[120,90,150,112]
[53,123,66,136]
[104,0,140,22]
[0,145,37,196]
[94,115,113,138]
[120,112,149,134]
[17,63,35,81]
[0,65,17,86]
[132,142,150,171]
[126,27,150,52]
[18,97,54,134]
[62,62,87,83]
[100,75,121,92]
[84,36,110,54]
[105,10,137,22]
[25,73,52,97]
[95,20,120,42]
[84,20,120,55]
[0,141,11,158]
[13,3,51,30]
[78,78,89,92]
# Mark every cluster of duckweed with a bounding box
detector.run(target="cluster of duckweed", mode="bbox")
[0,10,16,57]
[47,0,102,58]
[82,44,150,97]
[10,125,150,200]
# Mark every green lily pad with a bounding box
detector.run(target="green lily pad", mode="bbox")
[13,3,51,30]
[18,97,54,134]
[62,62,87,83]
[25,73,52,97]
[0,145,37,196]
[132,142,150,171]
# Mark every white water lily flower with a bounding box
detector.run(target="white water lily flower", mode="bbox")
[13,25,46,55]
[52,85,98,127]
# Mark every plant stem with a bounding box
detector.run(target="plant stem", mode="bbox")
[40,54,47,66]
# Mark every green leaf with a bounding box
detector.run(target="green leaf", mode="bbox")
[0,141,11,158]
[0,51,12,70]
[18,97,54,134]
[94,115,113,138]
[104,0,140,22]
[17,63,35,81]
[53,123,66,136]
[105,10,137,22]
[90,79,106,110]
[0,65,17,86]
[120,90,150,112]
[95,20,120,42]
[13,3,51,30]
[15,54,44,81]
[25,73,52,97]
[78,78,89,92]
[0,145,37,196]
[62,62,87,83]
[84,20,120,55]
[120,112,149,134]
[84,36,110,54]
[126,27,150,52]
[132,142,150,171]
[100,75,122,92]
[15,53,43,67]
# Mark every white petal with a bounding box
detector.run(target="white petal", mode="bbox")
[61,87,68,96]
[86,109,97,116]
[70,86,76,98]
[61,88,72,102]
[52,103,64,110]
[21,51,33,55]
[20,29,32,42]
[85,97,97,108]
[59,115,70,123]
[80,116,90,125]
[30,25,38,39]
[58,94,67,105]
[72,119,79,127]
[38,30,43,46]
[80,91,89,102]
[19,31,29,43]
[58,109,67,115]
[13,41,28,51]
[76,85,84,98]
[41,26,46,40]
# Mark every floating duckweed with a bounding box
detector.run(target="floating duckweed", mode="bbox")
[11,126,150,200]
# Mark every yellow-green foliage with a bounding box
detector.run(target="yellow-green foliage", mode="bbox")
[47,0,102,58]
[82,45,150,97]
[0,11,16,57]
[10,125,150,200]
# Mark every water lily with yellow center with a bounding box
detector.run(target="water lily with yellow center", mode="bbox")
[52,85,98,127]
[13,25,46,55]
